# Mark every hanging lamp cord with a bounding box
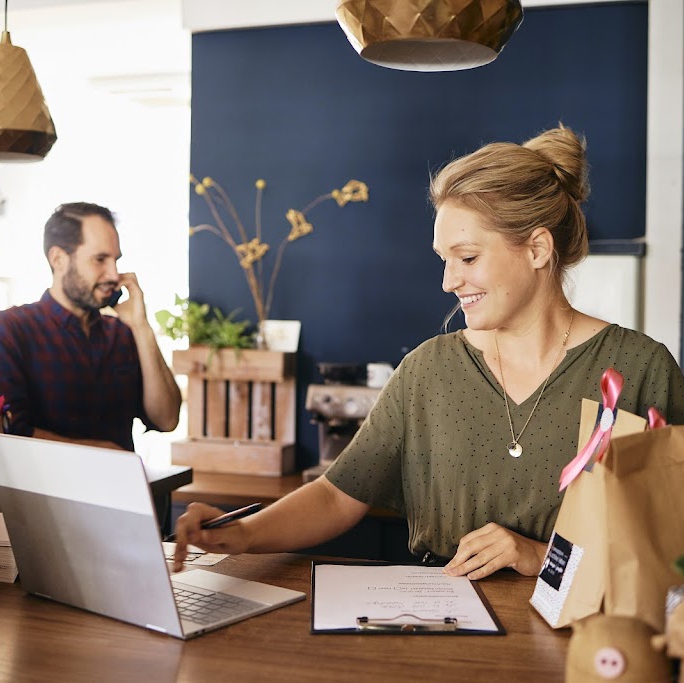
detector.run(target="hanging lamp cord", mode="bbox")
[4,0,7,34]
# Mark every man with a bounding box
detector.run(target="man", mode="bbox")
[0,202,181,451]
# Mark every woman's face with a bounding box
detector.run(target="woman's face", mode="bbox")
[433,201,540,331]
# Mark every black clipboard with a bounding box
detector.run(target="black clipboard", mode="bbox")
[310,560,506,635]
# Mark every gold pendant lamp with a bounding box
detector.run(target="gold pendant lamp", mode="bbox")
[0,0,57,161]
[336,0,524,72]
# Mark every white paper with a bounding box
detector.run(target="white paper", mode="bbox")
[312,564,500,632]
[162,542,229,567]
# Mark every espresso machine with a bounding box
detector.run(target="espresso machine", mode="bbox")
[303,363,383,482]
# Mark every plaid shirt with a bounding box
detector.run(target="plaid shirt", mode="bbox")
[0,290,155,450]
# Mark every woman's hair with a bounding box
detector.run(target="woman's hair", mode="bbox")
[430,124,590,277]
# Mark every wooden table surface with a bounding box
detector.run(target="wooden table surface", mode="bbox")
[0,552,570,683]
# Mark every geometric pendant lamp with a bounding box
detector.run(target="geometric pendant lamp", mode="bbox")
[336,0,524,72]
[0,1,57,161]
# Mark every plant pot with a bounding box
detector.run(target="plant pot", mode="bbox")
[171,346,297,476]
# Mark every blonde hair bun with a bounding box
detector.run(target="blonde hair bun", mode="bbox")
[523,124,590,204]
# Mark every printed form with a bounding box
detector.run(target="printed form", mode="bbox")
[312,563,503,633]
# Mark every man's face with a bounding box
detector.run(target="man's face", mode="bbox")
[60,215,122,313]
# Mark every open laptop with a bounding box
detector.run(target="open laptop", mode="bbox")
[0,433,305,639]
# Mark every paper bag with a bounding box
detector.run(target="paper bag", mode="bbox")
[531,385,684,632]
[602,425,684,632]
[530,391,646,629]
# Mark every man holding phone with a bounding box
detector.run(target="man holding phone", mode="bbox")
[0,202,181,451]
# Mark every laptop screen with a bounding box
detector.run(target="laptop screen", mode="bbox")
[0,434,184,636]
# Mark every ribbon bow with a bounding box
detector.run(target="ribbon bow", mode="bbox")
[648,406,667,430]
[559,368,624,491]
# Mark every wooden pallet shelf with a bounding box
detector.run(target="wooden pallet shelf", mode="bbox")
[171,347,296,476]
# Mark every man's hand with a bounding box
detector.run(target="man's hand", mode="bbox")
[443,522,547,580]
[111,272,148,330]
[109,271,181,431]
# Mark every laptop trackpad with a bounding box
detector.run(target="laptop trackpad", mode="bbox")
[172,568,305,606]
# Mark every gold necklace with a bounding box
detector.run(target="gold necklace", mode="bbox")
[494,310,574,458]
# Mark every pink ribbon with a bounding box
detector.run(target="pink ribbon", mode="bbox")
[648,406,667,430]
[559,368,624,491]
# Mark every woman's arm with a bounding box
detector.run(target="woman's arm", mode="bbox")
[173,476,370,571]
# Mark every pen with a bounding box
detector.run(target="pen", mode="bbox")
[164,502,262,542]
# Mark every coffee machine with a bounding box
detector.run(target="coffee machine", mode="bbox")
[303,363,382,482]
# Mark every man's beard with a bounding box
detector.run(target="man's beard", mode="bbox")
[63,260,108,312]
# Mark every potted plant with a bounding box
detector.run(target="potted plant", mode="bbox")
[155,295,254,359]
[155,296,298,476]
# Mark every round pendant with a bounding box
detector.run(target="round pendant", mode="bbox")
[508,442,523,458]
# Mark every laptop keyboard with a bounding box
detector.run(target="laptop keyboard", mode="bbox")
[173,585,264,625]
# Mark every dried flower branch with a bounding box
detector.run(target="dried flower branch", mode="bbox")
[189,175,369,324]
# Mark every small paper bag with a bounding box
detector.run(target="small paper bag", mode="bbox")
[530,396,646,629]
[531,367,684,632]
[601,425,684,632]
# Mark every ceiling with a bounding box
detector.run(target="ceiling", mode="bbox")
[3,0,639,103]
[7,0,190,105]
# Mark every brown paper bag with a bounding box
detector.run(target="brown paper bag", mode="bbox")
[602,425,684,632]
[530,398,647,628]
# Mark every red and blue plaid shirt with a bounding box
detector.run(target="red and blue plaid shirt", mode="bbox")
[0,290,156,450]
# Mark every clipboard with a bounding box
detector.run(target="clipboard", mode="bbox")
[310,560,506,635]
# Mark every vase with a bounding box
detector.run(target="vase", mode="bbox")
[256,320,301,353]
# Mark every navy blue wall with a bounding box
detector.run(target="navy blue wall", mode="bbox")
[189,3,648,469]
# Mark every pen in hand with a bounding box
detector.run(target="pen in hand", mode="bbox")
[164,502,262,542]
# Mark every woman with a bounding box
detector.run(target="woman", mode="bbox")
[173,125,684,580]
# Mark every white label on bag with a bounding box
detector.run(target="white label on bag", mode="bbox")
[530,531,584,627]
[600,407,615,432]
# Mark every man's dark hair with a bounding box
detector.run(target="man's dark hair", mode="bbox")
[43,202,117,259]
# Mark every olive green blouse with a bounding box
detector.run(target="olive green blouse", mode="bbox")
[324,325,684,559]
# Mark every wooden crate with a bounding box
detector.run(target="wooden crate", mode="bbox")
[171,347,296,476]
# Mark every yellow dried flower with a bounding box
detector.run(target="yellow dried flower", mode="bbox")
[333,180,369,206]
[188,173,369,323]
[285,210,313,242]
[235,238,270,268]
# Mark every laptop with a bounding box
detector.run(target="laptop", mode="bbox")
[0,433,305,639]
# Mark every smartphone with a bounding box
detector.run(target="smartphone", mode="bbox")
[105,289,122,308]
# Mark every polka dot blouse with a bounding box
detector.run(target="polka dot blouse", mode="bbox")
[324,325,684,559]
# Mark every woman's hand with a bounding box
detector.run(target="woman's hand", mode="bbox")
[173,502,250,572]
[443,522,547,580]
[172,477,370,573]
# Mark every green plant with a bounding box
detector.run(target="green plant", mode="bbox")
[155,295,255,350]
[675,554,684,579]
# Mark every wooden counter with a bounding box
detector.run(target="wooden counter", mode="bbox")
[0,552,571,682]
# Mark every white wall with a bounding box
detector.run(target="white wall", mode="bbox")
[644,0,684,359]
[566,255,642,331]
[0,0,192,466]
[0,0,191,315]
